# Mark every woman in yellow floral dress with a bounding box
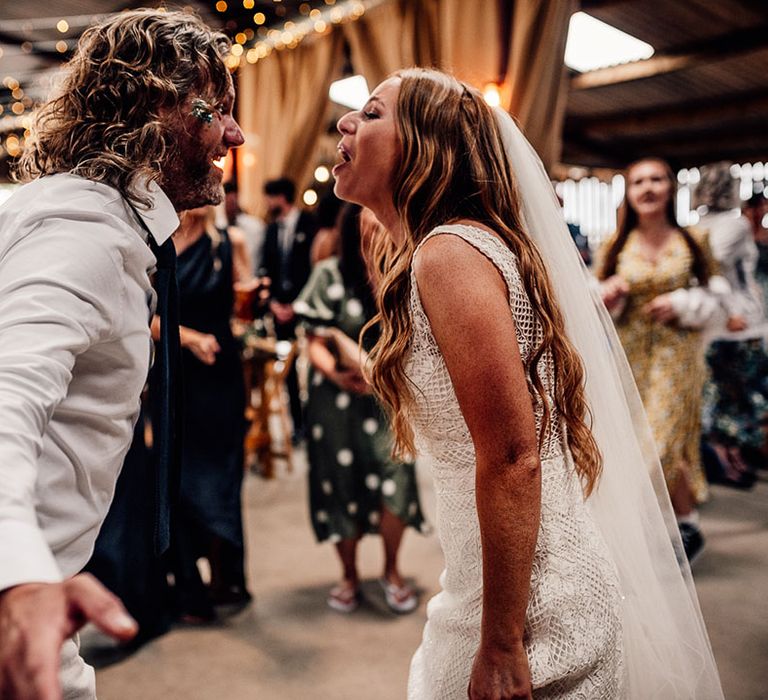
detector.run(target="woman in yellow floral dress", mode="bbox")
[597,157,718,563]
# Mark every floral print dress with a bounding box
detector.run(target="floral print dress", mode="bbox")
[606,229,714,503]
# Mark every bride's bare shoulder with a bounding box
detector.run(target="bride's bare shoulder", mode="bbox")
[413,227,508,306]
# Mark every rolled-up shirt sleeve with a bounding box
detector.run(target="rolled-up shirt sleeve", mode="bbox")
[0,218,123,590]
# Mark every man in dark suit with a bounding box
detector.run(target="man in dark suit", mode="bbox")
[261,177,317,442]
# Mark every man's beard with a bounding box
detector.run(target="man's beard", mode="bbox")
[161,150,222,211]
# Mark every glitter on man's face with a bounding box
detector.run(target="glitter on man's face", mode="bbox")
[191,98,214,124]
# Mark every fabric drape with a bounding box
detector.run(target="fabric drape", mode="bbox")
[343,0,573,170]
[342,1,426,87]
[433,0,501,88]
[237,0,576,211]
[503,0,576,171]
[238,32,344,213]
[342,0,500,94]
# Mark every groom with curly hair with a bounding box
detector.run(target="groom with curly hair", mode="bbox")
[0,9,243,698]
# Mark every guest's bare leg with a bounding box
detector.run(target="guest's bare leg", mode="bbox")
[670,467,695,517]
[327,538,361,610]
[334,538,360,589]
[380,506,406,587]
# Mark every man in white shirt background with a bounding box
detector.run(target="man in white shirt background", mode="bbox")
[0,9,244,699]
[222,181,267,274]
[261,177,317,442]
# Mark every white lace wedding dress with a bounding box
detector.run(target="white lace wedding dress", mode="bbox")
[406,225,626,699]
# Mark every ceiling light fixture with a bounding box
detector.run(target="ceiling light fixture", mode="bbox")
[565,12,654,73]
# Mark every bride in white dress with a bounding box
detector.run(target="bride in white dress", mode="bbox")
[332,67,723,700]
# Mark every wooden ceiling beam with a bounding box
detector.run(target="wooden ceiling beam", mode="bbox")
[558,147,625,170]
[579,0,634,8]
[654,146,768,168]
[560,131,627,166]
[587,125,768,152]
[571,24,768,90]
[563,128,768,170]
[567,89,768,137]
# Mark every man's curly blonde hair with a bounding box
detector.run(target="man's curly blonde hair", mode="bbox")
[14,9,231,209]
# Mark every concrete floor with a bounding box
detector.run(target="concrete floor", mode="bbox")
[83,452,768,700]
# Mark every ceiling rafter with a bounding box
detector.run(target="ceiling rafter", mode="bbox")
[566,89,768,138]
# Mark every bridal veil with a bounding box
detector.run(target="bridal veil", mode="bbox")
[493,107,724,699]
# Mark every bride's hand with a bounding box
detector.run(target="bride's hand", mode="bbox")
[467,641,532,700]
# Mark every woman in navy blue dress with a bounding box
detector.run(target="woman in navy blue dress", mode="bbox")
[170,205,254,620]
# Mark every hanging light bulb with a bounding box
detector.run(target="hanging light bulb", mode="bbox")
[482,83,501,107]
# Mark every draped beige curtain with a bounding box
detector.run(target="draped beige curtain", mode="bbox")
[433,0,501,88]
[342,0,499,91]
[503,0,577,171]
[237,32,344,214]
[341,1,427,87]
[236,0,575,211]
[342,0,573,170]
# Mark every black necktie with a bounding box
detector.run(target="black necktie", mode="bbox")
[148,235,182,556]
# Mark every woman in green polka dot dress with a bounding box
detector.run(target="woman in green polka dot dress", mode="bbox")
[294,204,426,614]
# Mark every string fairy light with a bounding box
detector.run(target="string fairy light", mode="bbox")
[243,0,385,63]
[0,1,385,142]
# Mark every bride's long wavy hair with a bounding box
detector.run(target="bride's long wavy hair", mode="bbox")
[13,9,231,209]
[363,68,602,495]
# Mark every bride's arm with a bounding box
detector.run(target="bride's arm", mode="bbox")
[414,234,539,700]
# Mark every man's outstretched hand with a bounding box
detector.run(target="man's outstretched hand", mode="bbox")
[0,573,137,700]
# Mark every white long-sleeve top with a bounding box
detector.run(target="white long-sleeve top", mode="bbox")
[0,174,178,591]
[701,210,768,342]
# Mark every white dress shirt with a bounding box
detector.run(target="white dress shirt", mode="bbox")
[235,212,266,273]
[0,173,178,591]
[277,206,301,254]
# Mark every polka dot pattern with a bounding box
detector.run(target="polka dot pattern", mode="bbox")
[326,283,344,300]
[346,298,363,317]
[300,258,426,546]
[293,299,310,315]
[337,449,353,466]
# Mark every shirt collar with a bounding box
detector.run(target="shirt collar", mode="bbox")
[131,180,179,245]
[281,206,300,232]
